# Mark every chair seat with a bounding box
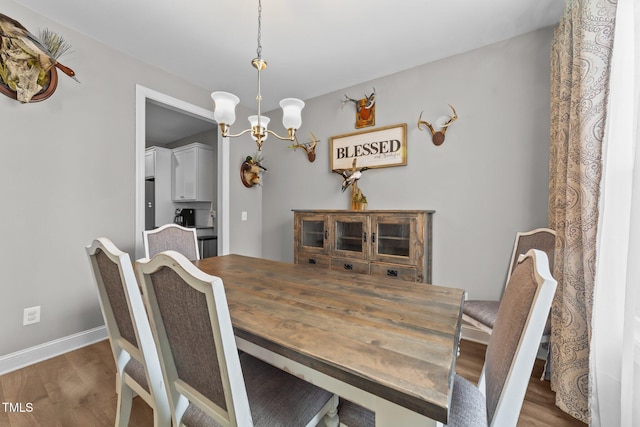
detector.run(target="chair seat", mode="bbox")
[463,301,500,329]
[338,399,375,427]
[464,301,551,336]
[447,374,487,427]
[336,375,488,427]
[123,357,149,392]
[181,353,334,427]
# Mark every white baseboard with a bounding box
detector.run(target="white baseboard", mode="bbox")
[0,326,108,375]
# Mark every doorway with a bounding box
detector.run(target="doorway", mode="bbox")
[135,85,229,259]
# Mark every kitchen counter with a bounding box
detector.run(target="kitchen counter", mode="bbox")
[197,235,217,240]
[193,227,217,257]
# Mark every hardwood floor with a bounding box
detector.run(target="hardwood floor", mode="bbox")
[0,341,154,427]
[0,339,585,426]
[456,340,586,427]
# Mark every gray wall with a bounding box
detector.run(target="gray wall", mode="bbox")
[0,2,257,356]
[261,27,553,300]
[227,103,263,258]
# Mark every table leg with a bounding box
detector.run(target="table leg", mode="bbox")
[322,394,339,427]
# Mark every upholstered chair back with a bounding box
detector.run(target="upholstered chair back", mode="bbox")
[147,264,228,410]
[508,228,556,281]
[143,223,200,261]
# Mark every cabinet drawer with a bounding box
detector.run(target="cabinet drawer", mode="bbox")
[370,263,417,282]
[296,252,330,269]
[330,258,370,275]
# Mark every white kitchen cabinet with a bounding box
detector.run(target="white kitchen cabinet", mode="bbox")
[172,143,214,202]
[145,150,155,178]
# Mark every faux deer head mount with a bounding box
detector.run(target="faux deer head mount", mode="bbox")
[288,132,319,162]
[417,104,458,146]
[341,88,376,128]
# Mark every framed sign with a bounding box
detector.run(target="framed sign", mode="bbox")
[330,123,407,171]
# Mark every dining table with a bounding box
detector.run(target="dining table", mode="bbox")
[193,254,465,426]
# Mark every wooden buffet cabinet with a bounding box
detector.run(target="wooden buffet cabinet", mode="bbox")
[293,210,434,283]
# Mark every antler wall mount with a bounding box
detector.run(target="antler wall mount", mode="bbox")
[288,132,319,162]
[417,104,458,146]
[341,88,376,128]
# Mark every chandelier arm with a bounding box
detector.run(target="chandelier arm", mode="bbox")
[222,127,255,139]
[265,128,296,142]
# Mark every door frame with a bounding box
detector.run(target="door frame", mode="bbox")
[135,84,229,258]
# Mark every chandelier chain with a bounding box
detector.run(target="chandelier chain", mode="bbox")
[256,0,262,59]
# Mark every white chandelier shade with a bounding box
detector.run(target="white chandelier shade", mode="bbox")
[248,115,270,142]
[211,91,240,126]
[280,98,305,130]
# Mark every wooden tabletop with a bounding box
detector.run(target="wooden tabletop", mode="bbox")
[194,254,464,423]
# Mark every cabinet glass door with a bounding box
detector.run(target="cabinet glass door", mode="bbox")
[302,220,325,249]
[372,215,418,265]
[332,215,369,259]
[376,223,410,257]
[295,213,328,255]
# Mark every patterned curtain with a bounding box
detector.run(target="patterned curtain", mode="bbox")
[548,0,617,423]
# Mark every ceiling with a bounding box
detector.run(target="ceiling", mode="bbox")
[13,0,564,144]
[144,101,215,146]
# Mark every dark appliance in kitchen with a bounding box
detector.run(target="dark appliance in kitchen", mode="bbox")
[174,208,195,227]
[145,178,155,230]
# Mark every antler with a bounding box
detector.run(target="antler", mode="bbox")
[440,104,458,134]
[341,94,359,110]
[363,87,376,109]
[341,87,376,111]
[417,111,436,135]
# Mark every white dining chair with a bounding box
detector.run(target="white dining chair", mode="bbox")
[136,250,340,427]
[143,223,200,261]
[338,249,557,427]
[462,228,556,343]
[86,237,171,427]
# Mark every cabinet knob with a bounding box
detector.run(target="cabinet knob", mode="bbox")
[308,258,317,265]
[387,270,398,277]
[372,232,376,243]
[363,232,367,243]
[324,230,328,240]
[344,263,353,270]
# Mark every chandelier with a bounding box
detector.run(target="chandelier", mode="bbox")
[211,0,304,151]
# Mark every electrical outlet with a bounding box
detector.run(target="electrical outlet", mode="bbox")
[241,211,248,221]
[23,306,40,326]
